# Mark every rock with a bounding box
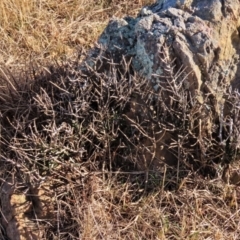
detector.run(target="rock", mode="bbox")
[84,0,240,97]
[0,178,54,240]
[82,0,240,170]
[0,178,20,240]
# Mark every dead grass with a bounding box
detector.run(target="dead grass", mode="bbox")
[0,0,240,240]
[0,0,154,64]
[0,56,240,239]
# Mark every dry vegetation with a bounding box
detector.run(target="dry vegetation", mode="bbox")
[0,0,153,62]
[1,0,240,240]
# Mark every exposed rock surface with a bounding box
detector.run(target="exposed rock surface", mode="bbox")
[0,177,54,240]
[85,0,240,100]
[82,0,240,171]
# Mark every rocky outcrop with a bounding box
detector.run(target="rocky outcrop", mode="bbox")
[84,0,240,99]
[81,0,240,173]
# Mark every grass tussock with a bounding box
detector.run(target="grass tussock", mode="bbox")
[0,0,240,239]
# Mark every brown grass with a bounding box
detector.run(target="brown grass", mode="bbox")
[0,0,153,63]
[1,0,240,240]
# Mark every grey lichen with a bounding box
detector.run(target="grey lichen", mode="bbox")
[133,39,154,79]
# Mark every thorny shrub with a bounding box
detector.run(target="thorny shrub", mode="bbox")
[0,52,240,238]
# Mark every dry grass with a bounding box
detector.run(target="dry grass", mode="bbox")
[0,0,153,63]
[0,0,240,240]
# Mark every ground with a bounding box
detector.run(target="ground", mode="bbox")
[1,0,240,239]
